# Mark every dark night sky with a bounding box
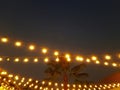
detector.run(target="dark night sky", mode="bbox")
[0,0,120,82]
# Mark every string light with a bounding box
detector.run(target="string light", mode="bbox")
[0,55,119,68]
[23,58,29,63]
[44,57,49,63]
[105,55,111,60]
[0,36,120,67]
[42,48,48,54]
[86,58,91,63]
[76,56,84,62]
[28,45,35,51]
[55,57,60,62]
[65,53,70,59]
[0,57,3,61]
[91,56,97,61]
[33,58,38,63]
[1,36,120,89]
[104,62,109,66]
[14,58,20,62]
[1,37,8,43]
[54,51,59,56]
[112,63,117,67]
[15,41,22,47]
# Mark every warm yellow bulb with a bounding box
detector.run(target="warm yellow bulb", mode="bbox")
[104,62,109,66]
[55,83,58,86]
[67,57,71,62]
[48,82,52,86]
[55,58,59,62]
[18,82,22,86]
[35,80,39,83]
[61,83,64,87]
[39,87,43,89]
[42,48,48,54]
[112,63,117,67]
[1,71,7,75]
[15,41,22,47]
[54,51,59,56]
[1,37,8,43]
[118,54,120,58]
[0,57,3,61]
[44,57,49,63]
[67,84,70,87]
[28,78,32,82]
[95,60,100,64]
[42,81,45,85]
[91,56,97,61]
[86,58,91,63]
[34,58,38,63]
[6,58,10,61]
[29,45,35,50]
[105,55,111,60]
[14,75,19,80]
[73,84,76,88]
[65,54,70,58]
[8,74,13,78]
[23,58,29,62]
[14,58,19,62]
[34,85,38,89]
[76,56,84,62]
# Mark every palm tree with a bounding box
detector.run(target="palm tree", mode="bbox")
[44,56,88,90]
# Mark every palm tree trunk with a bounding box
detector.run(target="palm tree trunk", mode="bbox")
[63,71,68,90]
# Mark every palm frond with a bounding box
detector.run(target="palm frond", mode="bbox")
[73,73,88,78]
[71,63,86,73]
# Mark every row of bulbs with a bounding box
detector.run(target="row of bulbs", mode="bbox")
[0,70,120,90]
[1,37,120,61]
[0,55,120,68]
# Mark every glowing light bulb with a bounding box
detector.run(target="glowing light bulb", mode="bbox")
[54,51,59,56]
[86,58,91,63]
[1,37,8,43]
[67,57,71,62]
[55,57,59,62]
[6,58,10,61]
[105,55,111,60]
[14,75,19,80]
[44,57,49,63]
[34,58,38,63]
[28,78,32,82]
[55,83,58,86]
[112,63,117,67]
[34,85,38,89]
[15,41,22,47]
[65,54,70,58]
[95,60,100,64]
[0,57,3,61]
[8,74,13,78]
[91,56,97,61]
[14,58,19,62]
[1,71,7,75]
[118,54,120,58]
[42,48,47,54]
[104,62,109,66]
[48,82,52,86]
[23,58,29,63]
[29,45,35,50]
[76,56,84,62]
[42,81,45,85]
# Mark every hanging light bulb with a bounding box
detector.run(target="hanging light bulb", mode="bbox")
[15,41,22,47]
[28,45,35,51]
[1,37,8,43]
[42,48,48,54]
